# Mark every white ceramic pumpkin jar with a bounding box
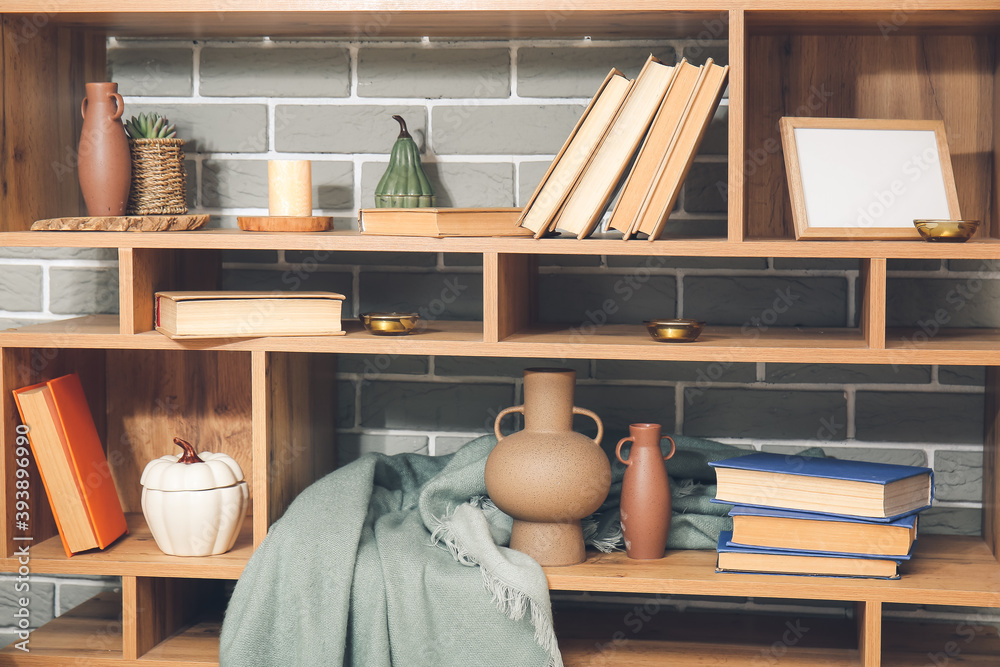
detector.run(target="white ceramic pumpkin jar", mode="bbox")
[140,437,248,557]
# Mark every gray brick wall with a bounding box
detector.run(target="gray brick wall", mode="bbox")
[1,35,998,633]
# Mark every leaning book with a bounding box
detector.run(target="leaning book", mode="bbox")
[155,291,347,339]
[12,373,128,557]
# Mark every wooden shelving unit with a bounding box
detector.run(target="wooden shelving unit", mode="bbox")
[2,2,1000,665]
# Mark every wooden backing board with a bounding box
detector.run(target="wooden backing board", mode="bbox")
[104,350,252,513]
[252,351,337,548]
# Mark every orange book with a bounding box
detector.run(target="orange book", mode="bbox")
[13,373,127,557]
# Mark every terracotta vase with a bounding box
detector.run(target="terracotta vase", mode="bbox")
[616,424,676,560]
[485,368,611,566]
[78,82,131,216]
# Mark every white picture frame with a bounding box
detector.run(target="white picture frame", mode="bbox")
[779,117,961,240]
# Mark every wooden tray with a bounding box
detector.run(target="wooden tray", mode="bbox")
[237,216,332,232]
[31,215,209,232]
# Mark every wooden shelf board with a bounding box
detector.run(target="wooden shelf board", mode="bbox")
[544,535,1000,607]
[0,592,122,665]
[7,229,1000,259]
[140,619,220,664]
[0,513,251,579]
[11,318,1000,365]
[561,638,859,666]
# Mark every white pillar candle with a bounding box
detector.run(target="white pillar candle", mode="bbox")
[268,160,312,217]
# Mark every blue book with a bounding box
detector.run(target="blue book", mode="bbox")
[709,453,933,522]
[715,531,902,580]
[726,507,917,558]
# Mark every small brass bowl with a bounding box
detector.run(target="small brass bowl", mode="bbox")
[360,312,420,336]
[914,219,980,242]
[644,319,705,343]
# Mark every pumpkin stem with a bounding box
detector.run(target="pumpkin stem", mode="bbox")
[392,114,411,139]
[173,437,204,464]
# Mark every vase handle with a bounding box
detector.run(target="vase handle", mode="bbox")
[615,437,633,466]
[81,96,88,120]
[109,92,125,121]
[572,406,603,445]
[661,435,676,461]
[493,405,524,442]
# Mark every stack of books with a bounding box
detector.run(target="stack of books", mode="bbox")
[709,452,933,580]
[518,54,729,240]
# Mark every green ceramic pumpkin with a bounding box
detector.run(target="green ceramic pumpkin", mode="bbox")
[374,115,435,208]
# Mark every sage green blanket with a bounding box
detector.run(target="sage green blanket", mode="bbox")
[220,434,753,666]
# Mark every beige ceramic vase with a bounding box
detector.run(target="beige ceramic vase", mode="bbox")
[485,368,611,566]
[616,423,676,560]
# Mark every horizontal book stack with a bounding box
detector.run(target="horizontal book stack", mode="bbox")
[709,452,933,580]
[519,54,729,240]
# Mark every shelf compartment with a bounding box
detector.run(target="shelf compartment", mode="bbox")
[881,615,1000,666]
[544,535,1000,608]
[0,591,122,665]
[505,323,868,362]
[557,606,861,666]
[124,576,227,662]
[0,513,252,579]
[744,28,997,241]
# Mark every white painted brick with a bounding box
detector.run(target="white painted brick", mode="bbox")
[275,105,427,154]
[517,46,676,98]
[200,46,350,97]
[432,104,585,155]
[108,46,193,97]
[358,47,509,98]
[125,103,268,153]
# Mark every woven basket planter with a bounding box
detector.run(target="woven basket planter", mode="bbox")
[127,138,188,215]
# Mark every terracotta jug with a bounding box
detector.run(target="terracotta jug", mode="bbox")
[78,82,131,216]
[616,424,676,560]
[485,368,611,566]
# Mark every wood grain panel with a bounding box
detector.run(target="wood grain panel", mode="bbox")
[857,600,882,667]
[484,253,537,342]
[728,9,747,242]
[105,350,251,512]
[252,351,337,547]
[747,33,994,239]
[0,20,104,232]
[860,258,887,349]
[1,347,105,558]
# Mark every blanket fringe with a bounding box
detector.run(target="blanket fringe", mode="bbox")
[430,504,563,667]
[583,517,623,553]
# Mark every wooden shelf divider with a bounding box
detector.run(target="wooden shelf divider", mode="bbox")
[857,600,882,667]
[860,258,887,350]
[484,252,538,343]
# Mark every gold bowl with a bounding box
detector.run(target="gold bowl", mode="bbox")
[644,319,705,343]
[359,312,420,335]
[913,219,980,242]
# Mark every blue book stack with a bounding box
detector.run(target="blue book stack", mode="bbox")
[708,453,933,580]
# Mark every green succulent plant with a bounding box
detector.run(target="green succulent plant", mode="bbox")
[125,113,178,140]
